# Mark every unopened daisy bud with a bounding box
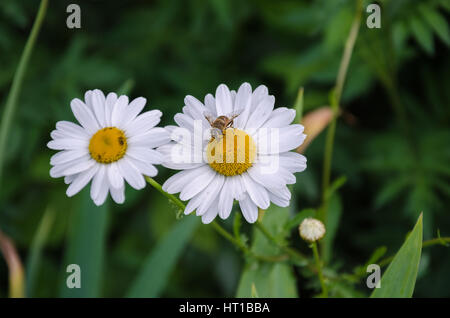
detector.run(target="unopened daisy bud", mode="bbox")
[299,218,326,242]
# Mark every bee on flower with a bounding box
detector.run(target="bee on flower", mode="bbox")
[158,83,307,224]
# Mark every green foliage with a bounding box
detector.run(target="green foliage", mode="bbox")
[0,0,449,298]
[127,215,200,298]
[371,214,423,298]
[236,206,298,297]
[60,189,109,297]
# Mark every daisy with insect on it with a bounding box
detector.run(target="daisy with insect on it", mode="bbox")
[158,83,307,224]
[48,89,169,206]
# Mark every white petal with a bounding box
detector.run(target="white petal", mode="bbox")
[179,167,217,201]
[117,158,146,190]
[267,185,291,201]
[233,83,252,129]
[218,178,234,219]
[195,174,224,216]
[230,175,245,200]
[239,194,259,223]
[279,152,307,173]
[261,107,296,128]
[121,97,147,127]
[127,127,170,148]
[84,90,94,110]
[250,155,297,185]
[125,110,162,137]
[126,156,158,177]
[50,156,90,178]
[55,121,89,139]
[247,163,285,189]
[63,158,96,176]
[50,130,65,140]
[50,149,88,165]
[251,85,268,112]
[269,191,290,207]
[241,173,270,209]
[202,201,219,224]
[64,174,77,184]
[204,94,217,117]
[174,113,194,131]
[162,165,212,194]
[90,165,106,203]
[93,174,109,206]
[184,95,210,127]
[245,95,275,133]
[91,89,106,127]
[256,124,306,154]
[47,138,88,150]
[157,143,204,170]
[70,98,99,134]
[66,165,99,197]
[104,92,118,126]
[215,84,233,116]
[127,147,163,164]
[107,162,124,189]
[110,185,125,204]
[277,125,306,153]
[111,95,129,128]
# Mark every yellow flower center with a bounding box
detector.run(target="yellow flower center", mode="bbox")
[206,128,256,176]
[89,127,127,164]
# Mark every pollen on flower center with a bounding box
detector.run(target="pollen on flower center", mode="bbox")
[206,128,256,176]
[89,127,127,164]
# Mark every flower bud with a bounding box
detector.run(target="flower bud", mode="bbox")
[299,218,326,242]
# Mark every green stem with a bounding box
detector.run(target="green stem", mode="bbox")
[145,177,285,263]
[255,220,309,264]
[422,236,450,248]
[378,236,450,268]
[294,87,304,123]
[145,177,185,212]
[0,0,49,188]
[312,241,328,297]
[319,0,362,225]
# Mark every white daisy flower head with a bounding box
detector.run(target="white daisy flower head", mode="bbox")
[158,83,307,224]
[48,89,169,206]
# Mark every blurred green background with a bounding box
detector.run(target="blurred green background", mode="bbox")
[0,0,449,297]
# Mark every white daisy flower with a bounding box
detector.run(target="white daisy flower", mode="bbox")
[158,83,307,224]
[48,89,169,206]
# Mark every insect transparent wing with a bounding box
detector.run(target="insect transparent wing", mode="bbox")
[225,111,242,120]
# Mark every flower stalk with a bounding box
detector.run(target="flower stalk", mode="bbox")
[319,0,362,230]
[311,241,328,297]
[145,177,291,263]
[0,0,49,187]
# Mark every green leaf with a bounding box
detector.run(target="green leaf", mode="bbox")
[127,215,200,297]
[410,16,434,54]
[236,205,298,298]
[60,189,109,297]
[419,5,450,46]
[26,206,55,297]
[354,246,387,277]
[371,214,423,298]
[322,194,342,263]
[284,208,316,231]
[237,262,298,298]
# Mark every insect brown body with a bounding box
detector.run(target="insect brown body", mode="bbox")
[205,113,240,139]
[206,114,239,132]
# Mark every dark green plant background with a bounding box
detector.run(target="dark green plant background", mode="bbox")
[0,0,449,297]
